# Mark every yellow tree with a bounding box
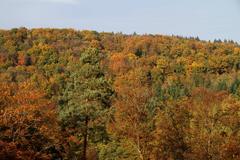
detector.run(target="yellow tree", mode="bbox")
[184,88,240,160]
[109,67,156,160]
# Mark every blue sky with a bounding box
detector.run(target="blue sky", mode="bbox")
[1,0,240,42]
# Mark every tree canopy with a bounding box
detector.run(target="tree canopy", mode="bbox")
[1,28,240,159]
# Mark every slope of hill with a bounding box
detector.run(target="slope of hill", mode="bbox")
[1,28,240,159]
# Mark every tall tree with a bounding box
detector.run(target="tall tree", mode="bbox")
[59,48,113,160]
[109,67,156,160]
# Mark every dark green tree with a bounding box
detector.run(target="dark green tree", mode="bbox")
[59,48,113,160]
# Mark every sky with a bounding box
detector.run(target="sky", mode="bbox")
[0,0,240,42]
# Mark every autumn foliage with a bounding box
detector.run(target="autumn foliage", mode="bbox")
[1,28,240,159]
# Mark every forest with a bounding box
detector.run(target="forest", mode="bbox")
[1,27,240,160]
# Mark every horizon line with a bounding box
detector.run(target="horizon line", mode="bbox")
[0,26,239,44]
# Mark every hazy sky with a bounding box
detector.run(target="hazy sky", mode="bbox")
[0,0,240,42]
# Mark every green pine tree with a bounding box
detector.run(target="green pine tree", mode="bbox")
[59,48,113,160]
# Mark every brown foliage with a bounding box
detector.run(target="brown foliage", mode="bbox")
[0,81,62,159]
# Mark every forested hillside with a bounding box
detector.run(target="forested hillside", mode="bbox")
[1,28,240,160]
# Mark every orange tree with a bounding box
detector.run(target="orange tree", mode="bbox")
[0,81,62,160]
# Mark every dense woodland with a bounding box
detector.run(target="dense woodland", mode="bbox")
[1,28,240,160]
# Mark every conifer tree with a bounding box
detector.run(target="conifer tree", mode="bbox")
[59,48,113,160]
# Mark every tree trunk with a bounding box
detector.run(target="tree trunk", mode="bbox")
[82,116,89,160]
